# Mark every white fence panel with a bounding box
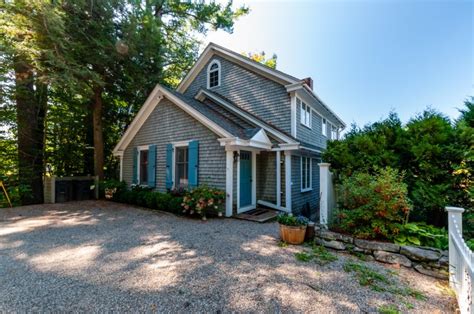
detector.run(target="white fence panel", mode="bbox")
[446,206,473,314]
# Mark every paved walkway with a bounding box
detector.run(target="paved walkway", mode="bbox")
[0,201,456,312]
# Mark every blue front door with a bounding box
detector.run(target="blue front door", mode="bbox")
[239,151,252,208]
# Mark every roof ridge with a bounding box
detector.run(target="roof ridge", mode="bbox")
[207,42,301,82]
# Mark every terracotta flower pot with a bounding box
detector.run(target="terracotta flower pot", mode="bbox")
[279,224,307,245]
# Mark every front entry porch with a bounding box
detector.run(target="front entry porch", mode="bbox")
[224,146,293,217]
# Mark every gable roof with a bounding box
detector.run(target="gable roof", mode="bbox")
[176,42,300,93]
[177,42,346,128]
[112,84,278,155]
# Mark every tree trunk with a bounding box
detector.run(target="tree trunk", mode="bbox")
[14,58,46,205]
[92,86,104,180]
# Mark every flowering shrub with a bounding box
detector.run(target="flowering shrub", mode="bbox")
[181,185,225,219]
[277,213,309,227]
[335,167,411,240]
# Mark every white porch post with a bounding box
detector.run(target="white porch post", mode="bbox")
[252,151,256,206]
[276,151,281,207]
[225,149,234,217]
[284,151,292,212]
[319,162,330,228]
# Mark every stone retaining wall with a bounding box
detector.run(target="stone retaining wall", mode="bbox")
[315,227,449,279]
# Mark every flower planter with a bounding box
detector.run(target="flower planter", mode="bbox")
[279,224,307,245]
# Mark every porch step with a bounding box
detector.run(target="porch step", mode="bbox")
[235,208,279,223]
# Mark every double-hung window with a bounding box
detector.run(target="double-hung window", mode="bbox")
[298,97,311,128]
[322,118,327,137]
[331,125,338,140]
[175,146,189,188]
[301,156,312,192]
[139,149,149,185]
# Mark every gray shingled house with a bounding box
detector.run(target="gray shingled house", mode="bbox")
[113,43,345,219]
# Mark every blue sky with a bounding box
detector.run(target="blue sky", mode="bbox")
[205,0,473,129]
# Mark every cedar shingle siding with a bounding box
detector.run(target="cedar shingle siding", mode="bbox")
[296,102,328,149]
[256,151,277,203]
[184,56,292,134]
[123,99,226,191]
[291,155,321,221]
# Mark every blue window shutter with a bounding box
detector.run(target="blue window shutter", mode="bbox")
[188,140,199,188]
[148,144,156,187]
[132,147,138,184]
[165,144,173,189]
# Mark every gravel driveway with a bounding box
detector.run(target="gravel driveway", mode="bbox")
[0,201,456,312]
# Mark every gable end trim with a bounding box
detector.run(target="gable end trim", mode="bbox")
[112,85,233,155]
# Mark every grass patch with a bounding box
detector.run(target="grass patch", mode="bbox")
[343,261,426,301]
[294,244,338,265]
[378,304,400,314]
[394,287,427,301]
[401,301,414,310]
[295,251,313,262]
[343,262,390,291]
[312,245,338,265]
[278,240,288,248]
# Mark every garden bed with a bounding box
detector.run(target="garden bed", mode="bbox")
[314,226,449,279]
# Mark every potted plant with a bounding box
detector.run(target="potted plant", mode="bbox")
[277,213,309,244]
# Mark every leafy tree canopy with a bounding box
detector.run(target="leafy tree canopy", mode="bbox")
[242,51,277,69]
[324,100,473,226]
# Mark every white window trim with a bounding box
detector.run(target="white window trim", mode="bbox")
[300,156,313,192]
[322,118,327,137]
[137,145,149,186]
[207,60,221,89]
[298,97,312,129]
[172,140,191,189]
[330,124,338,140]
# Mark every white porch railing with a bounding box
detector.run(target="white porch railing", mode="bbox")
[446,206,473,314]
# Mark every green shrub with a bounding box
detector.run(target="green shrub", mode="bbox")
[394,222,448,249]
[145,192,157,209]
[323,104,474,227]
[464,210,474,242]
[467,239,474,251]
[106,184,225,218]
[181,185,225,218]
[155,192,172,211]
[168,196,183,214]
[122,190,136,204]
[336,167,411,240]
[0,175,31,207]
